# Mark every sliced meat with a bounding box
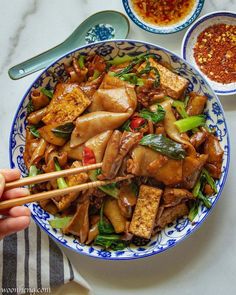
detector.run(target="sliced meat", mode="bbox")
[190,129,209,149]
[101,131,140,179]
[155,203,189,229]
[182,154,208,189]
[163,188,194,207]
[203,134,223,179]
[187,92,207,116]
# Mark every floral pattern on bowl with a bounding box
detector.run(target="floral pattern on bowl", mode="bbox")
[9,40,230,260]
[122,0,205,34]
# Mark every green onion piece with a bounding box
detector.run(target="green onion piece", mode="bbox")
[28,165,40,188]
[140,134,186,160]
[174,115,206,133]
[49,216,72,229]
[41,87,53,99]
[29,125,40,138]
[107,55,137,65]
[184,95,190,108]
[192,177,201,198]
[54,159,68,189]
[139,105,165,123]
[188,200,200,222]
[172,100,188,119]
[78,55,85,68]
[202,168,217,193]
[119,73,144,86]
[27,100,34,114]
[198,191,212,209]
[92,70,100,80]
[88,170,119,198]
[121,119,131,131]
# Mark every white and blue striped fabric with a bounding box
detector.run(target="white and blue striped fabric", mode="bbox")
[0,221,91,294]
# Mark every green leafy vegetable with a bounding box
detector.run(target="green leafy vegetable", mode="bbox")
[52,122,74,139]
[49,216,72,229]
[98,205,114,234]
[121,119,131,131]
[41,87,53,99]
[28,165,40,188]
[138,59,160,88]
[78,55,86,68]
[140,134,186,160]
[172,100,188,119]
[198,191,212,209]
[188,200,200,222]
[88,170,119,198]
[27,100,34,114]
[107,55,139,66]
[174,115,206,133]
[201,168,217,194]
[29,125,40,138]
[184,95,190,108]
[139,105,165,123]
[94,234,127,250]
[92,70,100,80]
[119,73,144,86]
[54,158,68,189]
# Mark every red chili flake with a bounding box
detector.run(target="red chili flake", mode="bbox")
[82,146,96,166]
[193,24,236,84]
[131,0,194,26]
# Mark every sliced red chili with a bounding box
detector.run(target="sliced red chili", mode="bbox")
[82,146,96,166]
[130,117,147,131]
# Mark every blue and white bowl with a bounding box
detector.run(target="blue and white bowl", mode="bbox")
[182,11,236,96]
[9,40,230,260]
[122,0,205,34]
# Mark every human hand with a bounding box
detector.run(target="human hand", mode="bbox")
[0,169,31,240]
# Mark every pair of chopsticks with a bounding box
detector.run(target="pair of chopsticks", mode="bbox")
[0,163,133,210]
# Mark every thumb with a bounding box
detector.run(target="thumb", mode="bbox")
[0,173,5,199]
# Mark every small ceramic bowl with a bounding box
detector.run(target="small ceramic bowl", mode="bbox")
[10,40,229,260]
[122,0,205,34]
[182,11,236,96]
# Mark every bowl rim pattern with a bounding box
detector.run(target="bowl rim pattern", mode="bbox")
[181,11,236,95]
[122,0,205,34]
[9,39,230,260]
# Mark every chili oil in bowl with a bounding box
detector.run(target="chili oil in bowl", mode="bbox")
[122,0,205,34]
[9,40,229,260]
[182,11,236,96]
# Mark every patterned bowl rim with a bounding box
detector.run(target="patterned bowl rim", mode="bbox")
[122,0,205,34]
[9,39,230,260]
[181,11,236,95]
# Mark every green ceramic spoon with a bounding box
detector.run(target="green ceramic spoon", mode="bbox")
[8,10,129,80]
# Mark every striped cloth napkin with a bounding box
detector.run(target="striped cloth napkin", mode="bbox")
[0,221,91,295]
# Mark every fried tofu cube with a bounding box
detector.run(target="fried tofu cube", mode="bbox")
[42,82,91,124]
[129,185,162,239]
[139,58,189,99]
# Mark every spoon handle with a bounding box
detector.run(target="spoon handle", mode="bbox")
[8,43,68,80]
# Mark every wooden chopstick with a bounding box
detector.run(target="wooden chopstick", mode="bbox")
[0,175,133,210]
[4,162,103,191]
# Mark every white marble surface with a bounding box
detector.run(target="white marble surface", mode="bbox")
[0,1,236,295]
